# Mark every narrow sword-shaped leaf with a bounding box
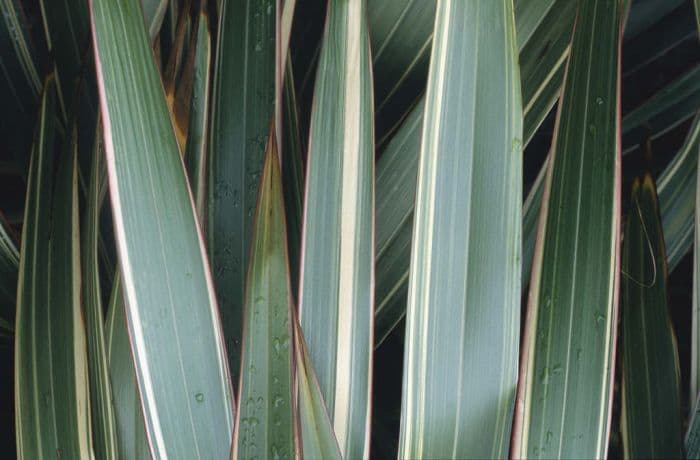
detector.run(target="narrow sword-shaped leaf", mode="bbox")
[184,3,212,221]
[294,319,342,460]
[105,272,150,460]
[90,0,235,456]
[373,0,573,347]
[398,1,522,457]
[621,175,683,458]
[15,78,92,458]
[82,118,119,459]
[512,0,621,457]
[232,129,296,460]
[0,212,18,335]
[369,0,570,147]
[298,0,374,457]
[695,0,700,38]
[524,107,700,301]
[208,0,276,384]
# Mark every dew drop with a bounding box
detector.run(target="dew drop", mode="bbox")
[274,396,284,407]
[272,337,281,356]
[596,97,604,105]
[512,137,522,151]
[195,392,204,403]
[595,311,606,325]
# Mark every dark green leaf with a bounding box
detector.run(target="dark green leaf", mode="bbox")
[208,0,276,384]
[621,175,683,459]
[512,1,621,457]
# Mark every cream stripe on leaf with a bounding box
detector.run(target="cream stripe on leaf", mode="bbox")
[398,1,522,458]
[90,0,235,456]
[298,0,374,458]
[15,76,92,459]
[373,0,576,348]
[512,0,621,458]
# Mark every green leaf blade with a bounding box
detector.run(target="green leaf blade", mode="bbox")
[298,1,375,457]
[621,176,683,459]
[90,0,235,456]
[398,1,522,457]
[512,1,622,458]
[373,0,576,346]
[208,0,276,385]
[15,77,92,458]
[233,132,296,460]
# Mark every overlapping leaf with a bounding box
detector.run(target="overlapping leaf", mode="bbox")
[208,0,276,384]
[90,0,234,455]
[232,129,296,460]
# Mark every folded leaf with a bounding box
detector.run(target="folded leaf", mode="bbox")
[621,175,683,458]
